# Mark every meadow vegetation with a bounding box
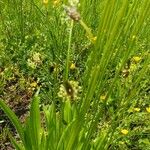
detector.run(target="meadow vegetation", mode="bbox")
[0,0,150,149]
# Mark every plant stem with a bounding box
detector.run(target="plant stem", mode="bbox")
[79,20,95,43]
[65,20,74,80]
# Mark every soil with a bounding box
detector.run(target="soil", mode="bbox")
[0,86,32,150]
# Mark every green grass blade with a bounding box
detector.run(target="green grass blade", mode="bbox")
[0,99,25,145]
[44,103,57,150]
[29,94,41,150]
[9,132,24,150]
[57,119,80,150]
[23,118,33,150]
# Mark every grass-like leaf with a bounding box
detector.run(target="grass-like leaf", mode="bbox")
[8,132,24,150]
[28,95,41,150]
[0,99,25,146]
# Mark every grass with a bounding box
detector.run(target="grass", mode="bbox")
[0,0,150,149]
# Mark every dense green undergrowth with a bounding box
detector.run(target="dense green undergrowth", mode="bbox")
[0,0,150,149]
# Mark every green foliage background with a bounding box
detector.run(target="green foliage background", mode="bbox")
[0,0,150,149]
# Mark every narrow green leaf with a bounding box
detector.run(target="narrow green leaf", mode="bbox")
[65,124,80,150]
[24,117,33,150]
[44,103,57,150]
[40,129,46,150]
[57,119,80,150]
[64,100,72,123]
[0,99,25,145]
[29,95,41,150]
[9,132,24,150]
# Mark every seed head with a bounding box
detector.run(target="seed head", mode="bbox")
[58,80,81,101]
[64,5,81,21]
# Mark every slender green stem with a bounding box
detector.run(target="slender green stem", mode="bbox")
[65,20,74,80]
[79,20,95,43]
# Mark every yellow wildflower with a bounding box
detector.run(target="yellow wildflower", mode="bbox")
[132,35,136,40]
[133,108,140,112]
[133,56,141,63]
[91,36,97,43]
[30,82,37,87]
[119,141,125,145]
[43,0,48,5]
[70,63,76,70]
[121,129,128,135]
[100,95,106,101]
[146,107,150,113]
[128,108,133,113]
[53,0,60,7]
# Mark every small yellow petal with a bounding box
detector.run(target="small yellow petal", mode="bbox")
[119,141,125,145]
[133,56,141,63]
[121,129,128,135]
[53,0,60,6]
[70,63,76,70]
[30,82,37,87]
[43,0,48,5]
[133,108,140,112]
[146,107,150,113]
[100,95,106,100]
[91,36,97,43]
[132,35,136,40]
